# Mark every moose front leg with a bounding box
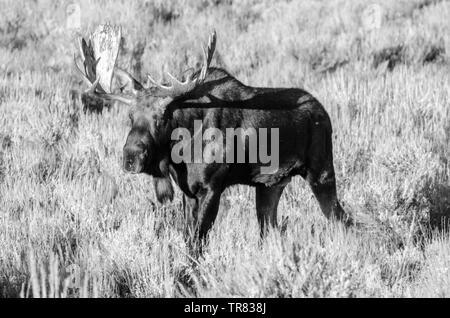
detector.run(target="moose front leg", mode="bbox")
[195,189,222,243]
[255,184,286,237]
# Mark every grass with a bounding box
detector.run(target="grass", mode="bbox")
[0,0,450,298]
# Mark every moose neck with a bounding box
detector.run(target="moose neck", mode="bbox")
[144,121,173,178]
[144,67,257,178]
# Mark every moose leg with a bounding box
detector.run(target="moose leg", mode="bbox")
[196,189,222,243]
[255,184,286,237]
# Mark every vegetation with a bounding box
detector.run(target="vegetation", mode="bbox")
[0,0,449,297]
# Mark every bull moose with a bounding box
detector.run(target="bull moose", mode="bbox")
[74,24,352,242]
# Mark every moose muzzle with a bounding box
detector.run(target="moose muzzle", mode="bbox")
[123,146,147,174]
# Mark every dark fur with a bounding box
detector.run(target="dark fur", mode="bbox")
[123,68,352,241]
[153,177,174,204]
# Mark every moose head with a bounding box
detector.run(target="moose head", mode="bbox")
[74,24,216,201]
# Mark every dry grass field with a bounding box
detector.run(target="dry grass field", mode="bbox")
[0,0,450,298]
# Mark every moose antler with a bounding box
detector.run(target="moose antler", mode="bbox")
[146,31,217,98]
[74,24,122,94]
[74,25,216,106]
[74,24,139,105]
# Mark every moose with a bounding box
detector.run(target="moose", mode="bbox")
[74,24,352,243]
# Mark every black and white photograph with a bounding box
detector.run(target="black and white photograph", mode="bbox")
[0,0,449,301]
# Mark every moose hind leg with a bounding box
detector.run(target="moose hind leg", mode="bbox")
[255,184,286,237]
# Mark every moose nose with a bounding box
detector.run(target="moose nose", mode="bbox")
[124,157,134,171]
[123,148,135,170]
[123,146,145,173]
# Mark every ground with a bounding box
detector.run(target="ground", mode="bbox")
[0,0,450,297]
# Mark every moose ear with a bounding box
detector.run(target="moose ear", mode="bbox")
[153,177,174,204]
